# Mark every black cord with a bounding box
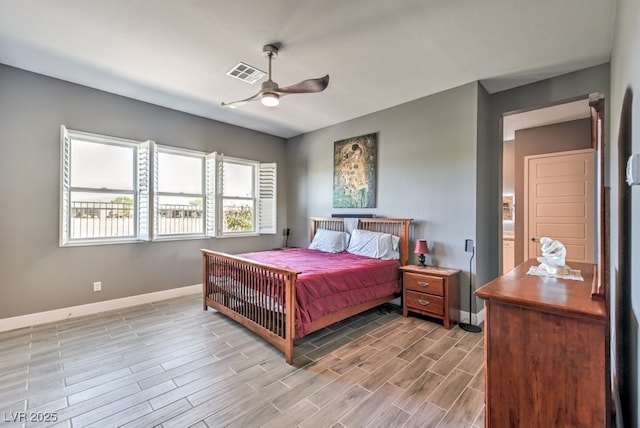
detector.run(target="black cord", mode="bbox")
[469,247,475,323]
[460,242,481,332]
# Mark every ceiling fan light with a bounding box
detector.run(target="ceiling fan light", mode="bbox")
[261,92,279,107]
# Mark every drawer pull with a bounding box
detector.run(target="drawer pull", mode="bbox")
[418,281,429,287]
[418,299,430,306]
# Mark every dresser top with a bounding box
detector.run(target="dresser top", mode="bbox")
[476,259,606,321]
[400,265,460,276]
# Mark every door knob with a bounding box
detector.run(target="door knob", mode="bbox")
[531,237,539,242]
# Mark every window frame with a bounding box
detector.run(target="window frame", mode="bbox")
[59,126,149,247]
[152,144,208,241]
[217,155,259,237]
[214,154,276,238]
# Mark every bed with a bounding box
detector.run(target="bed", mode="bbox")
[201,217,412,364]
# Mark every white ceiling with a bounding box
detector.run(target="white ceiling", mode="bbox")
[0,0,616,138]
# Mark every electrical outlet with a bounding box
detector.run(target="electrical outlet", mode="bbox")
[93,281,102,292]
[465,239,474,253]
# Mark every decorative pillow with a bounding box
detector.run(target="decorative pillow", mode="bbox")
[308,228,350,253]
[346,228,400,260]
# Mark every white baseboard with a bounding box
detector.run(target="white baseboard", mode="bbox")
[390,296,485,328]
[0,284,201,333]
[460,308,485,327]
[2,286,485,334]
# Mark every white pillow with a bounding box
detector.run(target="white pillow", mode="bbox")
[346,228,400,260]
[308,229,350,253]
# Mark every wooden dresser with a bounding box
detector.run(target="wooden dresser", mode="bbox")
[400,265,460,329]
[476,259,607,427]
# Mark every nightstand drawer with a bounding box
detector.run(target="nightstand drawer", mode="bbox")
[405,290,444,316]
[404,273,444,296]
[400,265,460,329]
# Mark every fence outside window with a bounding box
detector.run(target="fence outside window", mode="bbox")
[157,204,203,235]
[69,201,256,239]
[70,202,204,239]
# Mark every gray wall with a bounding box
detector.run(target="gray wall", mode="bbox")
[287,83,480,314]
[0,64,287,319]
[610,0,640,424]
[474,82,497,301]
[512,118,591,264]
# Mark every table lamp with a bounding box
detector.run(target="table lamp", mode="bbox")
[414,239,429,266]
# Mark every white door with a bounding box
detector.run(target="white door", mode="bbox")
[524,149,595,263]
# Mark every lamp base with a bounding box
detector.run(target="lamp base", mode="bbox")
[459,322,482,333]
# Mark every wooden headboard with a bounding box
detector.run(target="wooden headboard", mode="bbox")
[309,217,413,266]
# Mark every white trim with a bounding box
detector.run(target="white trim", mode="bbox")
[394,296,485,328]
[460,308,485,327]
[0,284,201,333]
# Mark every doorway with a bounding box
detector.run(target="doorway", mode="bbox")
[502,98,593,271]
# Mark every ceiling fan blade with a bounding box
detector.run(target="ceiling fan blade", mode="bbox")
[221,90,263,108]
[275,75,329,94]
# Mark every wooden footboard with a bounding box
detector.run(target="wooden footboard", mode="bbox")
[201,250,300,363]
[202,217,412,364]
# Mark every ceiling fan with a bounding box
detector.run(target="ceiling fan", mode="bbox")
[221,43,329,108]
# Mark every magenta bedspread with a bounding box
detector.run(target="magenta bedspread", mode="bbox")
[239,248,401,338]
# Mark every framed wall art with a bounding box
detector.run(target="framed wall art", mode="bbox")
[333,133,377,208]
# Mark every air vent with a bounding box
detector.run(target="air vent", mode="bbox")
[226,62,266,84]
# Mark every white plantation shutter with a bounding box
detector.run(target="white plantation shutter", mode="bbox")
[137,141,151,241]
[151,142,159,239]
[258,163,277,234]
[59,125,71,246]
[216,153,225,236]
[205,152,218,237]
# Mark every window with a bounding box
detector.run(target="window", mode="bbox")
[60,126,149,246]
[213,154,277,237]
[153,146,206,238]
[220,157,257,234]
[60,127,276,245]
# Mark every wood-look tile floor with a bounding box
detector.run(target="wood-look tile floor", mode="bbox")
[0,294,484,427]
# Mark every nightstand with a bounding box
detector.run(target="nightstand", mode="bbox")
[400,265,461,329]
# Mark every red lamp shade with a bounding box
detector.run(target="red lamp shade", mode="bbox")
[414,239,429,254]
